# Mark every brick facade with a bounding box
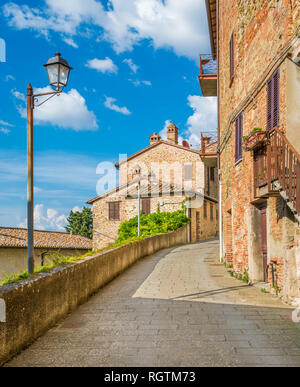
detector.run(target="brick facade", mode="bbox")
[205,0,300,302]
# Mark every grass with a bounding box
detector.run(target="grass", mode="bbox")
[227,267,250,284]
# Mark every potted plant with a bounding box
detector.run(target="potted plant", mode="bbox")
[243,128,267,151]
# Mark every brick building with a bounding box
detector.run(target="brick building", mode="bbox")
[203,0,300,302]
[87,123,218,249]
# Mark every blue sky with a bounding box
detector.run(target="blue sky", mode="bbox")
[0,0,217,231]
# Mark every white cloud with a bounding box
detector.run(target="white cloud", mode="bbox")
[72,206,82,213]
[5,74,15,82]
[63,37,78,48]
[86,57,118,74]
[185,95,217,147]
[18,204,68,232]
[0,127,11,135]
[15,86,98,131]
[129,79,152,87]
[0,120,13,127]
[3,0,210,61]
[104,96,131,115]
[123,58,139,73]
[11,89,26,101]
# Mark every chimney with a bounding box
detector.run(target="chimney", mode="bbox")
[201,134,211,153]
[149,132,161,145]
[167,123,179,144]
[182,140,190,149]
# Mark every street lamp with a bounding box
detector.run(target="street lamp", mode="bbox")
[27,52,72,274]
[44,52,72,91]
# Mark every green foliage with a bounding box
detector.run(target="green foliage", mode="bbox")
[243,127,262,141]
[227,268,250,284]
[65,206,93,239]
[116,210,190,243]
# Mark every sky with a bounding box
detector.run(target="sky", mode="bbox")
[0,0,217,232]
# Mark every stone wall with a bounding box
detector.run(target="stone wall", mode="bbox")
[119,142,206,193]
[0,226,188,366]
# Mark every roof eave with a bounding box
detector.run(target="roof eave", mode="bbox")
[205,0,217,60]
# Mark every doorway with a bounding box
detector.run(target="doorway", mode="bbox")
[260,204,268,282]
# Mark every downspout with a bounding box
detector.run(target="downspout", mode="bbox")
[217,0,224,261]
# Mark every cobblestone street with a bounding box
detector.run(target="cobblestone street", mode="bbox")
[6,240,300,367]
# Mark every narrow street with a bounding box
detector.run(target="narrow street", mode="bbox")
[6,240,300,367]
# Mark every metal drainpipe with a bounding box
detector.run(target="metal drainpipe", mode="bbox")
[217,0,224,262]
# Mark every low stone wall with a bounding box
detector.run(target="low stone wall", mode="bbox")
[0,226,188,365]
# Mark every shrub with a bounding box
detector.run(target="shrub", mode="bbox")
[116,210,190,243]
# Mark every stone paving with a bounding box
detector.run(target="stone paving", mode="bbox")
[5,239,300,367]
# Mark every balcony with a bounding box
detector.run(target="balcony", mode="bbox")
[252,128,300,218]
[198,54,217,97]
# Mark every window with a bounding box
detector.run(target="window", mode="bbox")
[210,167,215,181]
[204,200,207,219]
[142,198,151,214]
[210,203,214,221]
[108,202,120,220]
[267,69,280,131]
[229,32,234,81]
[184,164,193,181]
[235,113,243,163]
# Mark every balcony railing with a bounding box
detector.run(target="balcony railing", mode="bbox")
[253,127,300,215]
[198,54,217,97]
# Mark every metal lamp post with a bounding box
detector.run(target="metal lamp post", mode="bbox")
[27,52,72,274]
[138,182,141,237]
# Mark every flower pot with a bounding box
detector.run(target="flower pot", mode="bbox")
[243,131,267,151]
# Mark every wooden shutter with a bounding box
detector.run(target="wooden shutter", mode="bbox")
[210,203,214,221]
[267,77,273,131]
[142,198,151,214]
[230,33,234,80]
[235,113,243,162]
[204,200,207,218]
[108,202,120,220]
[210,167,215,182]
[109,202,114,220]
[114,202,120,220]
[184,164,193,181]
[267,69,280,131]
[273,70,280,128]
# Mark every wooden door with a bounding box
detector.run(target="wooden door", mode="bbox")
[142,198,151,214]
[260,205,268,282]
[196,211,201,241]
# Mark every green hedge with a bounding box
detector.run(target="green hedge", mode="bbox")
[116,210,190,243]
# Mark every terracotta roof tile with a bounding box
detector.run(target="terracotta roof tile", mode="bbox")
[0,228,92,249]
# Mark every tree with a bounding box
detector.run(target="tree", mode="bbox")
[65,207,93,239]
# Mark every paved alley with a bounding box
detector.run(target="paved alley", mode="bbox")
[5,240,300,367]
